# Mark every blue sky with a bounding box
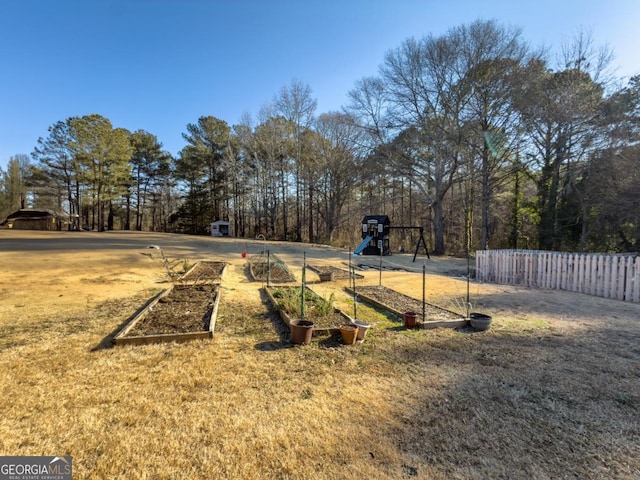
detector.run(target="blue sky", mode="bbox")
[1,0,639,170]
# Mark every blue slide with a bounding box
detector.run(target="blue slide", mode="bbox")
[354,235,373,255]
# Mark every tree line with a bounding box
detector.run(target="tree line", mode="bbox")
[1,19,638,255]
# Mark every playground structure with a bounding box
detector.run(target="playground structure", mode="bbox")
[355,215,391,256]
[354,215,430,262]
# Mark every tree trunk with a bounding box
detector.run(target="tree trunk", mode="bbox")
[281,178,288,241]
[125,195,131,230]
[295,169,302,242]
[538,157,561,250]
[99,200,106,232]
[432,200,446,255]
[509,169,520,249]
[107,202,114,230]
[480,139,491,249]
[308,182,314,243]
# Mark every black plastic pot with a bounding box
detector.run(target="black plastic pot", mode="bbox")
[469,313,492,331]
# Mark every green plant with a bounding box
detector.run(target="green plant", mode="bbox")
[271,287,303,316]
[314,292,335,317]
[180,259,192,273]
[271,287,334,319]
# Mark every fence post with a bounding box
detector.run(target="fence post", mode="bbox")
[630,256,640,303]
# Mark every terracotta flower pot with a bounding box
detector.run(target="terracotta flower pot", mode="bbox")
[290,320,314,345]
[339,324,359,345]
[403,311,419,329]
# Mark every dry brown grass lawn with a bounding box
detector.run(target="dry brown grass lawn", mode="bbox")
[0,230,639,479]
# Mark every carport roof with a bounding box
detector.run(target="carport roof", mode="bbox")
[6,208,61,219]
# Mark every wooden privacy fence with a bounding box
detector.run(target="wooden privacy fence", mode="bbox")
[476,249,640,303]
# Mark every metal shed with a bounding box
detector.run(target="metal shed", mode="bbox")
[210,220,231,237]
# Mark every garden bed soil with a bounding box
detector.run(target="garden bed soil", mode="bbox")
[114,284,220,345]
[180,261,227,282]
[352,285,467,328]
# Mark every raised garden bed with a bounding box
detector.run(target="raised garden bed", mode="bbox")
[249,253,296,283]
[307,265,363,282]
[113,284,221,346]
[180,261,227,283]
[348,285,467,329]
[263,285,354,336]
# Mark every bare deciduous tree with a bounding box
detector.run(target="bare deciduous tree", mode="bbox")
[273,79,317,241]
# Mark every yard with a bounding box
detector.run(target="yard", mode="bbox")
[0,230,638,479]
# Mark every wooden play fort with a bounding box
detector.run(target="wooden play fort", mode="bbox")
[354,215,430,262]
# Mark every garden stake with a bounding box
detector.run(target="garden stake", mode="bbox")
[349,250,355,288]
[267,250,271,287]
[422,261,426,323]
[352,265,358,320]
[256,234,266,255]
[301,252,306,320]
[379,244,382,286]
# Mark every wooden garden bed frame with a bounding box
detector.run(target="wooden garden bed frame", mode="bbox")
[113,284,222,346]
[345,287,468,330]
[306,265,364,282]
[263,285,355,336]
